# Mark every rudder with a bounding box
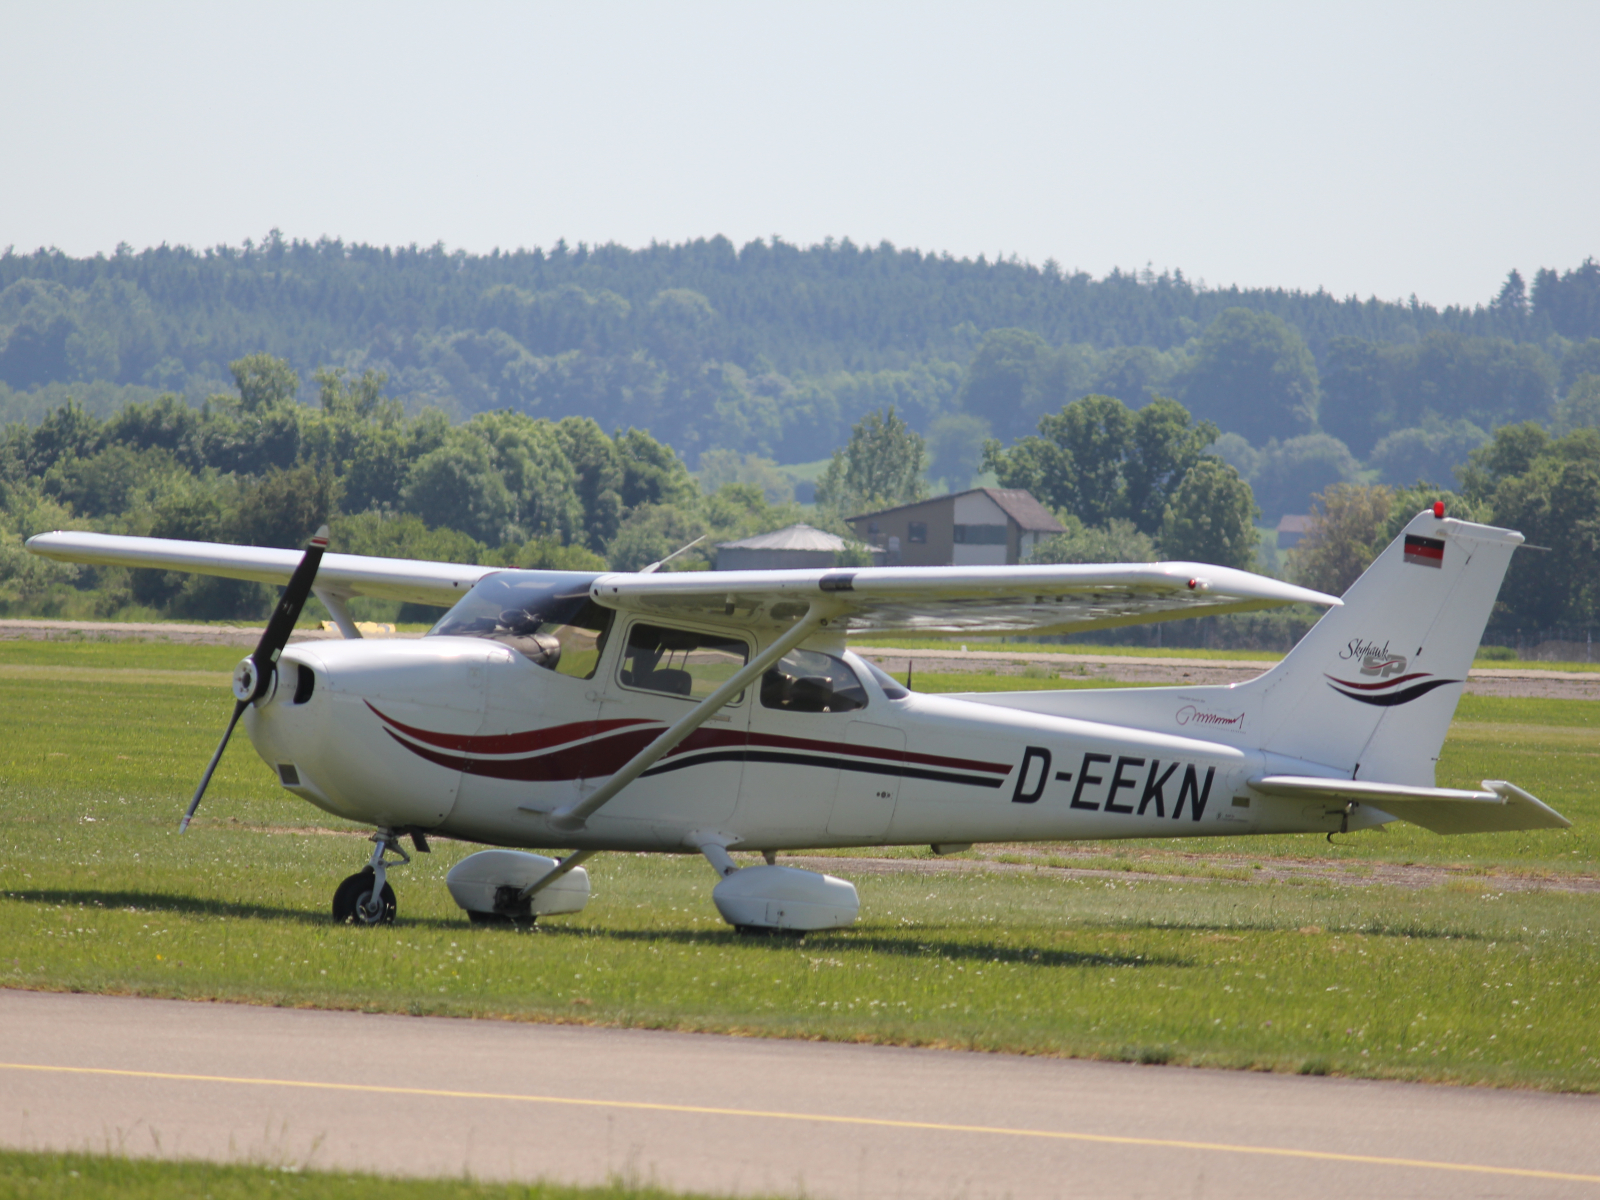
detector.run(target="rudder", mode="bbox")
[1242,510,1522,785]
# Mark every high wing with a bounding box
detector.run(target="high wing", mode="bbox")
[590,562,1340,637]
[24,531,493,608]
[26,531,1340,637]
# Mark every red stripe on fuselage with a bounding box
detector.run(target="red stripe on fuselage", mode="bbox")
[366,701,657,754]
[1321,672,1431,691]
[376,711,1014,782]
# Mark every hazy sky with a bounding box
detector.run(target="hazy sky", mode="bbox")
[4,1,1595,308]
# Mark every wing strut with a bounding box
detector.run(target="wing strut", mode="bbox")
[543,605,831,831]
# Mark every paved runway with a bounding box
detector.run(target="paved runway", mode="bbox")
[2,990,1597,1198]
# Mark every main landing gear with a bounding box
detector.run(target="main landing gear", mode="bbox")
[333,828,412,925]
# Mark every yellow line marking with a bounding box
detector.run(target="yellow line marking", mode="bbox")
[3,1062,1596,1184]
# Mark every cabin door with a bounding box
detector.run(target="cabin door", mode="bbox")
[826,721,905,839]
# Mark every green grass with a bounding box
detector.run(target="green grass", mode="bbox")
[0,1150,731,1200]
[1,644,1597,1091]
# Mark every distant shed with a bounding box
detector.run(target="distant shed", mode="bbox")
[714,524,851,571]
[1277,514,1314,550]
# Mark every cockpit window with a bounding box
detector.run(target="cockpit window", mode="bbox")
[760,648,869,713]
[427,571,612,678]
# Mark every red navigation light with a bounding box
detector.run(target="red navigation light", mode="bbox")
[1433,501,1445,518]
[1187,578,1198,590]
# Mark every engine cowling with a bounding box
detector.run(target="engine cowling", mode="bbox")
[446,850,589,919]
[711,864,859,931]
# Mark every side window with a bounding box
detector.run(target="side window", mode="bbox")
[907,521,928,544]
[619,623,750,701]
[760,649,868,714]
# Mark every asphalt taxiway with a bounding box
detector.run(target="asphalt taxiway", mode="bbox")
[2,990,1597,1198]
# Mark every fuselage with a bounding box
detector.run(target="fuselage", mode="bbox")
[243,620,1374,852]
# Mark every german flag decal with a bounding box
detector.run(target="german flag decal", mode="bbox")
[1404,534,1445,567]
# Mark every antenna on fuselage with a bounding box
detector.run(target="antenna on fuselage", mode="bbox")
[639,535,706,574]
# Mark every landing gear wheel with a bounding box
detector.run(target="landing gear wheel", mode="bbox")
[333,867,396,925]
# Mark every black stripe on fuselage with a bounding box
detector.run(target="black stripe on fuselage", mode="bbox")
[641,748,1006,788]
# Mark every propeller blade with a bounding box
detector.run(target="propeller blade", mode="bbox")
[182,524,329,831]
[241,524,331,702]
[181,700,246,832]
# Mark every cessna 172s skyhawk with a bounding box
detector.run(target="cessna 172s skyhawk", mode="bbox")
[26,506,1569,931]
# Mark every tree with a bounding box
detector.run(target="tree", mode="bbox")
[1028,516,1155,565]
[1554,374,1600,434]
[1177,308,1319,443]
[231,464,342,549]
[614,428,697,511]
[924,413,990,491]
[333,511,482,564]
[955,328,1051,443]
[462,411,583,544]
[1289,483,1394,596]
[1457,422,1552,504]
[1320,336,1396,457]
[1559,339,1600,393]
[1366,420,1489,488]
[696,449,794,505]
[230,354,300,413]
[402,432,519,546]
[1481,429,1600,627]
[1158,458,1259,570]
[1531,259,1600,339]
[315,367,392,422]
[815,407,927,515]
[1122,397,1220,532]
[555,416,625,548]
[983,394,1214,534]
[605,503,707,572]
[23,398,101,475]
[1245,433,1361,523]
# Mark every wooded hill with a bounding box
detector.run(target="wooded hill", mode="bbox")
[3,237,1598,498]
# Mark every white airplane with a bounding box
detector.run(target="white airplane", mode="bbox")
[26,505,1569,932]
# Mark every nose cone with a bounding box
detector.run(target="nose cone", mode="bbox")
[245,637,513,828]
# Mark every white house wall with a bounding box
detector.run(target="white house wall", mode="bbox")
[952,492,1010,565]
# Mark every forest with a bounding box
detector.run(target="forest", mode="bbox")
[2,237,1599,635]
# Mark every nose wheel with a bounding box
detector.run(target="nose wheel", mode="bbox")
[333,829,408,925]
[333,868,396,924]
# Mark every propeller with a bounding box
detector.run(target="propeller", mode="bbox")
[180,524,330,832]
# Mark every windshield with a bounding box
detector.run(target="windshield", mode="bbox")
[427,571,611,677]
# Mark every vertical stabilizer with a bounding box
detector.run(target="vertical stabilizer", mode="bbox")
[1242,511,1521,784]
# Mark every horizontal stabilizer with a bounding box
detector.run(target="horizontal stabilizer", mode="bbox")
[1249,775,1571,835]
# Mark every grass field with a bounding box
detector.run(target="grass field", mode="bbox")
[0,1149,727,1200]
[1,638,1597,1092]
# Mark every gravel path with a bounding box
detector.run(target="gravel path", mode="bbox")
[4,619,1597,697]
[854,646,1600,699]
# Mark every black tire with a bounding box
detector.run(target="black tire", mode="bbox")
[332,868,396,925]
